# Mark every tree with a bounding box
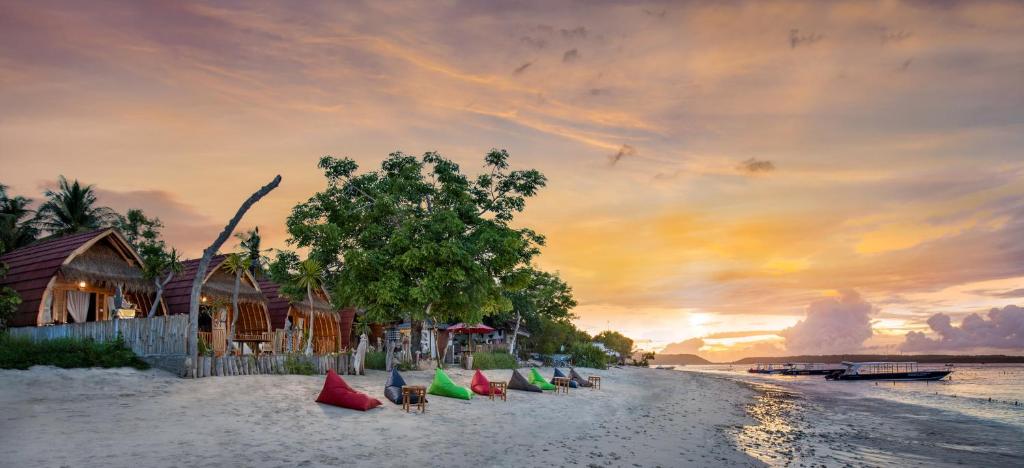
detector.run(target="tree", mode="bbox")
[593,330,635,364]
[0,241,21,331]
[0,184,38,250]
[268,251,325,355]
[221,253,252,353]
[142,246,182,317]
[187,175,281,377]
[236,227,264,276]
[115,208,164,250]
[497,267,577,356]
[285,150,546,367]
[35,176,119,236]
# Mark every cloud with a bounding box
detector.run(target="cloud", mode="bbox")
[562,48,580,63]
[520,36,546,49]
[609,144,637,165]
[901,305,1024,351]
[780,290,875,354]
[881,30,912,45]
[560,27,587,40]
[513,61,533,74]
[899,58,913,72]
[789,29,823,49]
[736,158,776,174]
[660,337,704,354]
[94,187,223,256]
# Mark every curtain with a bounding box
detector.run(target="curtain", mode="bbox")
[66,291,90,323]
[41,291,53,324]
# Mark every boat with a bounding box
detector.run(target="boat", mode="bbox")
[654,365,675,370]
[825,361,952,381]
[747,363,789,374]
[780,362,845,376]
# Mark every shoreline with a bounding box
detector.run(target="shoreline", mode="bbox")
[0,365,764,467]
[684,367,1024,467]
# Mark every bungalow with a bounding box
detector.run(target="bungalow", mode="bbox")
[160,256,270,356]
[0,228,162,327]
[257,278,354,354]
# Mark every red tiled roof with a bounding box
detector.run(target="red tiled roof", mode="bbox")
[161,255,226,316]
[0,229,115,327]
[256,278,292,329]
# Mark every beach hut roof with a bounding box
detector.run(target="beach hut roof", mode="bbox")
[161,255,266,315]
[0,228,147,327]
[257,277,334,329]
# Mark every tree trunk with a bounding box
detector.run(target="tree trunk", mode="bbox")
[228,270,241,354]
[411,319,422,364]
[305,283,315,355]
[509,313,521,356]
[188,175,281,377]
[147,271,174,318]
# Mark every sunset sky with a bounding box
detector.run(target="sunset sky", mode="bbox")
[3,1,1023,360]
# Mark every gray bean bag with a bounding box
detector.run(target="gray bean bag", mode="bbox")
[569,368,593,387]
[507,369,543,392]
[551,367,578,388]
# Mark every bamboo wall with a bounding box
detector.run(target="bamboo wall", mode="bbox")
[187,352,356,379]
[8,315,189,356]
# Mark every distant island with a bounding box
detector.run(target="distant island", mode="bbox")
[729,354,1024,365]
[650,354,713,365]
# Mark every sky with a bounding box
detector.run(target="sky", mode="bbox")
[2,0,1024,361]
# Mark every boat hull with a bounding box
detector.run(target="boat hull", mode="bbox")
[782,369,842,376]
[826,370,951,381]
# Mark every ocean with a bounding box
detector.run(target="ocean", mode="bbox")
[675,364,1024,467]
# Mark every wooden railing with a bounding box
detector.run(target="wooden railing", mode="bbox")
[8,315,189,356]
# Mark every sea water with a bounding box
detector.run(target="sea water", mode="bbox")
[679,364,1024,467]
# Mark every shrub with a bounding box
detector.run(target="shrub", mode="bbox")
[471,351,517,370]
[0,333,149,370]
[568,342,607,370]
[283,355,315,375]
[365,351,386,370]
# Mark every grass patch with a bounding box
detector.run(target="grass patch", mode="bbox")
[365,351,386,370]
[0,333,149,370]
[471,351,517,370]
[283,355,315,375]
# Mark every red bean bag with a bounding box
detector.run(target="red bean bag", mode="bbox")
[315,370,382,411]
[470,369,501,396]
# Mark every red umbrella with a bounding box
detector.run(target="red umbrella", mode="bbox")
[446,323,494,353]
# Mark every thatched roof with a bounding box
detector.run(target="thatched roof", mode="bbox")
[201,268,264,303]
[162,255,267,315]
[60,242,153,293]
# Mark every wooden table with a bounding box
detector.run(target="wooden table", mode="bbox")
[588,376,601,390]
[489,381,507,401]
[552,376,571,394]
[402,385,427,413]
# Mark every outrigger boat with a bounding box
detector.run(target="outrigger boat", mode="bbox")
[825,361,952,381]
[780,362,845,376]
[747,363,789,374]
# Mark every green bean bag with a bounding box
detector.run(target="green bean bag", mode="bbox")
[529,368,557,391]
[427,368,473,400]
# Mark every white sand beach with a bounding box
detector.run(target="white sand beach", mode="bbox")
[0,366,762,467]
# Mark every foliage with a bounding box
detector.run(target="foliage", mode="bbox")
[365,350,386,370]
[0,257,20,331]
[197,334,212,357]
[283,355,315,375]
[471,351,517,369]
[283,150,546,337]
[568,342,608,370]
[593,330,634,361]
[524,317,592,355]
[0,334,149,370]
[235,227,265,276]
[0,184,38,251]
[353,315,371,337]
[631,351,656,367]
[268,252,324,355]
[35,176,119,236]
[115,208,164,252]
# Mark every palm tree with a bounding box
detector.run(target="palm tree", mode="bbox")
[142,247,182,317]
[294,258,323,356]
[222,253,252,354]
[236,227,263,276]
[35,176,119,236]
[0,184,38,252]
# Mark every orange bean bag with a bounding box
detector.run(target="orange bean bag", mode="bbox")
[315,369,382,411]
[470,369,501,396]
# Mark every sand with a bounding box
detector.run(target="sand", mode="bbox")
[0,366,763,467]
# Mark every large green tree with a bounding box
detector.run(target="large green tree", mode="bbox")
[36,176,119,236]
[0,184,38,250]
[494,267,577,356]
[285,150,546,366]
[593,330,635,363]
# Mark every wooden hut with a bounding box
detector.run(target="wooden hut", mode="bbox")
[0,228,162,327]
[161,256,270,356]
[258,278,343,354]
